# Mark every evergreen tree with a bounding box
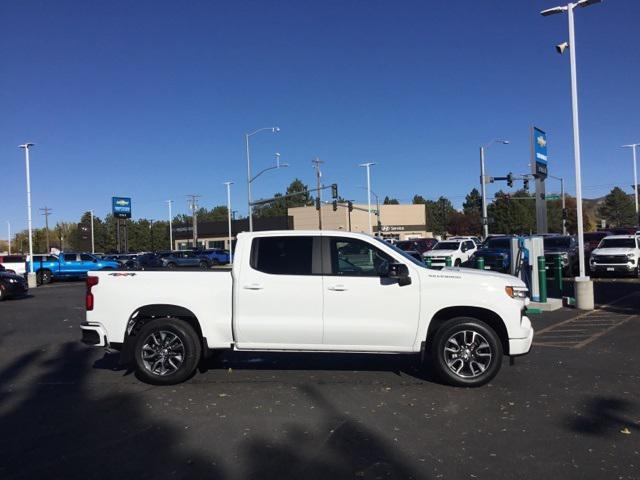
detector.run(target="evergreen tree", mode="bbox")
[597,187,635,227]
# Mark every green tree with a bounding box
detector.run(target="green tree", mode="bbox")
[488,189,536,234]
[463,188,482,216]
[254,178,314,218]
[597,187,635,227]
[383,196,399,205]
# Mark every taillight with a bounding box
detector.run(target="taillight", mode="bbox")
[86,276,99,311]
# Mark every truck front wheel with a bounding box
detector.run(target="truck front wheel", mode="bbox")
[430,317,503,387]
[133,318,201,385]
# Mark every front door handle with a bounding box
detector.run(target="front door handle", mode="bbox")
[328,285,348,291]
[243,283,263,290]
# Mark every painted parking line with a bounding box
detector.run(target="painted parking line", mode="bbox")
[533,291,640,349]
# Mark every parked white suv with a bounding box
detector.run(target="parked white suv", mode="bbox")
[589,235,640,277]
[423,239,477,268]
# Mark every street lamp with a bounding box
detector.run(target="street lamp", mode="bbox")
[358,163,376,235]
[245,127,280,231]
[89,210,95,253]
[480,139,509,239]
[541,0,601,310]
[622,144,639,226]
[357,186,382,234]
[224,181,234,263]
[166,200,173,250]
[548,175,567,235]
[19,143,36,288]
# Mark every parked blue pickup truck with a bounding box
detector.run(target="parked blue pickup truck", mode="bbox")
[27,253,120,284]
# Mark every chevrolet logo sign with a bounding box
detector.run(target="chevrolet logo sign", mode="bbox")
[537,135,546,148]
[115,199,129,206]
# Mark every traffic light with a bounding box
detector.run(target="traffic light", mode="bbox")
[332,200,337,211]
[348,201,353,212]
[523,178,529,191]
[506,172,514,188]
[331,183,338,199]
[315,197,321,210]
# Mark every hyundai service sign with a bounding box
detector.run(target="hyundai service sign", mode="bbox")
[112,197,132,219]
[532,127,548,179]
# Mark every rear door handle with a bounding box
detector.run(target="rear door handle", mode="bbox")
[328,285,348,291]
[243,283,264,290]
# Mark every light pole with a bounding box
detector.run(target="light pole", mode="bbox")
[542,0,601,309]
[19,143,36,288]
[479,139,509,239]
[248,152,288,229]
[89,210,95,253]
[166,200,173,250]
[246,127,280,231]
[224,181,234,263]
[7,221,11,254]
[357,186,382,234]
[622,144,639,226]
[358,163,376,235]
[548,175,567,235]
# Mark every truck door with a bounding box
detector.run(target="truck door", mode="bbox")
[321,236,420,351]
[61,253,82,275]
[234,235,323,348]
[80,253,98,272]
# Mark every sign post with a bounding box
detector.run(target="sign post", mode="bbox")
[112,197,132,253]
[531,127,548,234]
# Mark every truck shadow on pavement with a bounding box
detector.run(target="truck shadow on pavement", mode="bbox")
[0,343,429,480]
[565,396,640,437]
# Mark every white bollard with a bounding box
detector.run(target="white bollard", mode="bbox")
[574,277,594,310]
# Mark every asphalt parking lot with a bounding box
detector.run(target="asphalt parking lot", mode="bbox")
[1,281,639,480]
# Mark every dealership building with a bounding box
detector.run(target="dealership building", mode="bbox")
[173,203,431,250]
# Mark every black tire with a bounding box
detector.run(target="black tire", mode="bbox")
[199,261,210,270]
[37,269,52,285]
[166,262,176,270]
[210,258,220,266]
[133,318,201,385]
[0,285,6,301]
[430,317,503,387]
[454,259,462,267]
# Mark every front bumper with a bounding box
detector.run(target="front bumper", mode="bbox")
[589,263,637,274]
[1,281,28,297]
[80,322,108,347]
[509,316,533,356]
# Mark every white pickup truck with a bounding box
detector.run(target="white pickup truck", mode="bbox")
[81,230,533,387]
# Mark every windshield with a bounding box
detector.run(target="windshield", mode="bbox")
[433,241,459,251]
[599,238,637,249]
[374,238,426,267]
[544,237,571,248]
[484,238,510,249]
[395,241,417,251]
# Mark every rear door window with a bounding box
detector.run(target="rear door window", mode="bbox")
[251,236,315,275]
[63,254,78,262]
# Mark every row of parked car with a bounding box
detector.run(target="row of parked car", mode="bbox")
[0,248,231,289]
[388,230,640,277]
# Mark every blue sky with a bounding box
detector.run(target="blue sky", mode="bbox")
[2,0,639,233]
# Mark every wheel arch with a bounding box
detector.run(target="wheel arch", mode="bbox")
[120,304,208,365]
[425,306,510,355]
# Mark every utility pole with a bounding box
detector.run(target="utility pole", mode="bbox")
[7,221,11,254]
[19,143,36,287]
[166,200,173,250]
[40,206,52,253]
[187,194,201,248]
[312,157,324,229]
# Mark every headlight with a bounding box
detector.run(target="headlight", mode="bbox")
[627,253,636,259]
[505,285,528,299]
[6,278,18,284]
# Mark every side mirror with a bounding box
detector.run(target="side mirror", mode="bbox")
[388,262,411,286]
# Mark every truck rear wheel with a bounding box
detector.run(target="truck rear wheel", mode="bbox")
[133,318,201,385]
[37,269,52,285]
[430,317,502,387]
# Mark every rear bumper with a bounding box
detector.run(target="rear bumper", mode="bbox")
[80,322,108,347]
[509,316,534,356]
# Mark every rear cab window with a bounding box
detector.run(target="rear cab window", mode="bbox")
[250,236,318,275]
